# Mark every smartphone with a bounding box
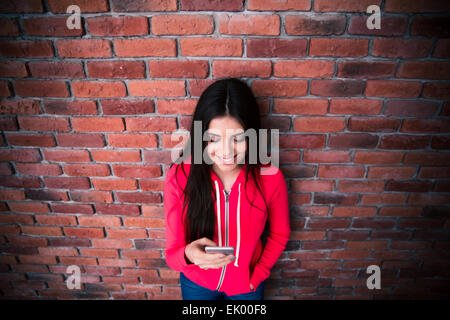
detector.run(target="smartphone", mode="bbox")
[204,246,235,255]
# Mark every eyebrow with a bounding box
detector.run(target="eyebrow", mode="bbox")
[207,132,244,137]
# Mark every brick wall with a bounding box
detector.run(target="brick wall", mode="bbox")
[0,0,449,299]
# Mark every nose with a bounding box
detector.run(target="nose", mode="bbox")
[221,137,234,158]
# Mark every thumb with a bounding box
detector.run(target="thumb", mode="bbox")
[198,237,217,247]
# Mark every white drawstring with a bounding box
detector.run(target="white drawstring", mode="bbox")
[214,180,222,247]
[234,183,241,267]
[213,180,242,267]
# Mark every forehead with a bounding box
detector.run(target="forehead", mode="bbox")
[207,116,244,132]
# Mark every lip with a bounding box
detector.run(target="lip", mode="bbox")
[216,155,237,165]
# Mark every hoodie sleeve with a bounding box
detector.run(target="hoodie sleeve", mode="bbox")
[249,167,291,291]
[163,164,193,273]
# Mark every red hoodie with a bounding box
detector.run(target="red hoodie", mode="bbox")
[163,161,291,296]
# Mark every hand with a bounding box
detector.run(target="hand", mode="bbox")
[250,283,254,290]
[185,237,236,270]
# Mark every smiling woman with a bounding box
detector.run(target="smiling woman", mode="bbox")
[163,78,291,300]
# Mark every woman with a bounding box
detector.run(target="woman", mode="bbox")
[163,78,291,300]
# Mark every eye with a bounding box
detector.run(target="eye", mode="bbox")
[207,135,219,143]
[234,135,245,142]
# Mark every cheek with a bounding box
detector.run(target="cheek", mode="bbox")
[235,142,247,155]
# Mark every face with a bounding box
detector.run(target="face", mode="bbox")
[205,115,247,173]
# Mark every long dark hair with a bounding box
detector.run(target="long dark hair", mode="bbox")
[171,78,269,244]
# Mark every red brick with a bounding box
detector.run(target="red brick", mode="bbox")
[247,38,307,57]
[0,80,11,97]
[328,134,378,149]
[51,203,93,214]
[113,165,161,178]
[291,180,334,192]
[311,80,365,97]
[101,99,153,115]
[333,207,377,217]
[361,194,406,205]
[70,191,113,203]
[314,0,380,11]
[44,177,90,189]
[310,38,368,57]
[213,60,271,78]
[114,38,176,57]
[57,39,111,58]
[0,149,41,162]
[0,99,40,115]
[0,189,26,200]
[47,0,109,13]
[410,16,450,37]
[87,16,148,36]
[64,227,104,238]
[14,80,69,98]
[72,117,124,132]
[408,193,449,205]
[16,163,62,176]
[337,61,396,79]
[128,80,185,97]
[115,192,161,204]
[372,38,433,58]
[43,149,90,162]
[0,117,17,131]
[6,134,55,147]
[157,99,197,115]
[314,193,358,205]
[422,83,450,100]
[143,150,173,164]
[125,117,177,132]
[279,134,325,149]
[0,60,28,78]
[329,99,382,115]
[57,133,105,147]
[108,133,158,148]
[180,0,241,11]
[219,14,279,35]
[149,60,208,78]
[419,167,450,179]
[112,0,177,11]
[72,81,126,98]
[431,136,450,150]
[248,0,310,10]
[384,100,439,117]
[0,0,43,13]
[385,0,450,12]
[348,16,408,36]
[92,179,137,191]
[433,39,450,58]
[95,204,139,216]
[386,180,432,192]
[318,165,365,178]
[152,14,213,35]
[401,119,450,133]
[0,176,41,188]
[368,166,416,179]
[44,100,97,115]
[273,99,328,115]
[354,151,403,164]
[294,117,345,133]
[140,179,164,191]
[348,117,400,132]
[0,18,19,36]
[397,61,450,80]
[379,135,429,149]
[252,80,307,97]
[64,164,110,177]
[91,150,141,162]
[403,152,450,166]
[285,14,345,35]
[78,216,121,228]
[8,202,49,213]
[274,60,333,78]
[0,40,53,58]
[22,17,83,36]
[303,151,351,163]
[180,38,242,57]
[28,61,84,79]
[18,116,70,132]
[366,80,422,98]
[87,61,145,79]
